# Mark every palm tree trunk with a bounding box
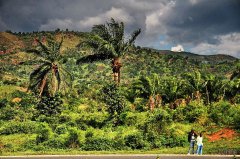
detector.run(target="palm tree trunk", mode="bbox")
[118,69,121,84]
[206,86,210,105]
[112,57,122,84]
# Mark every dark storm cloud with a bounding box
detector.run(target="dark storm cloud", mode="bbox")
[164,0,240,45]
[0,0,115,32]
[0,0,239,57]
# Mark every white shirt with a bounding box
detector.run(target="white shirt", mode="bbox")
[197,136,203,146]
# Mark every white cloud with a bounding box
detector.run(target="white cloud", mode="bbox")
[171,44,184,52]
[145,1,175,35]
[79,7,134,29]
[39,7,134,31]
[191,33,240,58]
[39,19,75,31]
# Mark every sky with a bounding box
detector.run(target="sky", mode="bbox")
[0,0,240,58]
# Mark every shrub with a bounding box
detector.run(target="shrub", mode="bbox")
[146,108,173,133]
[65,128,80,148]
[210,101,240,126]
[145,131,164,148]
[124,132,147,150]
[43,136,66,149]
[55,124,68,135]
[75,111,108,129]
[184,100,208,123]
[0,121,39,135]
[36,123,52,144]
[83,137,114,151]
[120,112,148,128]
[36,93,63,116]
[101,83,126,118]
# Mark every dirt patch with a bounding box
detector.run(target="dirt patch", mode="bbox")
[206,128,237,142]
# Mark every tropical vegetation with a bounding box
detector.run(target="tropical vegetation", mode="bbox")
[0,19,240,155]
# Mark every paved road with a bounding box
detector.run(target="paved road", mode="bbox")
[1,154,240,159]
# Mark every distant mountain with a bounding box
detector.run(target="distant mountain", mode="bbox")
[142,47,238,63]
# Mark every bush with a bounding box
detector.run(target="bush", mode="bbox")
[210,101,240,126]
[83,137,114,151]
[145,131,164,148]
[101,83,126,118]
[124,132,148,150]
[43,136,66,149]
[36,123,52,144]
[36,93,63,116]
[65,128,80,148]
[184,100,208,123]
[55,124,68,135]
[75,112,108,129]
[0,121,39,135]
[120,112,148,128]
[146,108,172,133]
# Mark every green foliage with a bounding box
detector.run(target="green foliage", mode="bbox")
[55,124,68,135]
[75,111,108,129]
[182,100,207,123]
[101,83,126,117]
[124,132,148,150]
[0,121,38,135]
[146,108,173,133]
[36,123,52,144]
[120,112,148,128]
[36,93,63,116]
[1,30,240,154]
[83,137,114,151]
[43,136,66,149]
[65,127,80,148]
[210,101,240,126]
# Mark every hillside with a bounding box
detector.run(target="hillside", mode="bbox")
[0,31,240,155]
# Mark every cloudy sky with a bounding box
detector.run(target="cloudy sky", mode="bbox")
[0,0,240,58]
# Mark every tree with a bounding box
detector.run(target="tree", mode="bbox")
[131,74,162,110]
[26,37,73,97]
[76,18,141,84]
[230,61,240,80]
[183,70,204,100]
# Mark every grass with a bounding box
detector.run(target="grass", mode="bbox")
[0,85,18,99]
[1,134,240,156]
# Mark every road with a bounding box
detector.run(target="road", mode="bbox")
[1,154,240,159]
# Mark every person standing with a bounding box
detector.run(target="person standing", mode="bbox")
[196,132,203,155]
[187,129,197,155]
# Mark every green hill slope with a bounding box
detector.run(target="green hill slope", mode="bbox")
[0,31,240,155]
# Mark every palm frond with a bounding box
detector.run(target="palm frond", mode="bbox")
[128,28,141,46]
[36,39,50,55]
[59,66,73,89]
[92,24,111,41]
[28,64,52,93]
[26,49,41,54]
[230,70,240,80]
[29,62,51,79]
[76,53,114,64]
[56,37,64,53]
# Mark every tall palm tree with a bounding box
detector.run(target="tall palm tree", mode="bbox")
[183,70,204,100]
[26,38,73,97]
[76,18,141,84]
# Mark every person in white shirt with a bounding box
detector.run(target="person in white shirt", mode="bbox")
[196,132,203,155]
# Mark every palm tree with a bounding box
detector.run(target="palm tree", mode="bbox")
[26,37,73,97]
[76,18,141,84]
[230,61,240,80]
[183,70,204,100]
